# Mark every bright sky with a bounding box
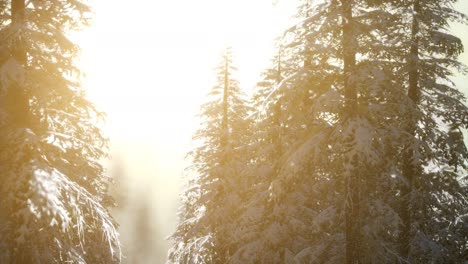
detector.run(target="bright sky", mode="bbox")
[77,0,468,262]
[78,0,296,261]
[81,0,295,140]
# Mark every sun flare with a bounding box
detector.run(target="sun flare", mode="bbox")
[78,0,295,144]
[75,1,295,259]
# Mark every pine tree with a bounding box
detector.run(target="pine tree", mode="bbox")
[386,0,468,262]
[229,47,289,263]
[230,40,338,263]
[0,0,120,262]
[250,0,468,262]
[168,0,468,263]
[168,47,251,263]
[232,1,409,262]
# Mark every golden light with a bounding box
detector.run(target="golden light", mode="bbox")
[68,0,468,262]
[79,0,295,142]
[75,0,296,261]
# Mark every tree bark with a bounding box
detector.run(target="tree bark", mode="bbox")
[8,0,29,128]
[400,0,420,261]
[274,48,283,160]
[215,48,230,264]
[341,1,360,263]
[12,0,25,26]
[221,49,229,153]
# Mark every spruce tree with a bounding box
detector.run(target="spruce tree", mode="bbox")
[387,0,468,262]
[0,0,120,262]
[232,1,408,262]
[230,47,289,263]
[168,0,468,263]
[168,47,251,263]
[248,0,468,262]
[230,40,340,263]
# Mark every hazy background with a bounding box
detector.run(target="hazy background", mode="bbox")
[76,1,468,263]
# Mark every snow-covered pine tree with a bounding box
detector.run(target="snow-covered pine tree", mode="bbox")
[385,0,468,262]
[231,1,410,263]
[0,0,120,262]
[168,47,251,263]
[230,38,339,263]
[229,46,291,263]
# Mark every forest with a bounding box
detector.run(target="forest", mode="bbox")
[0,0,467,263]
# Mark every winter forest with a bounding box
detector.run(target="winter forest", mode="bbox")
[0,0,468,263]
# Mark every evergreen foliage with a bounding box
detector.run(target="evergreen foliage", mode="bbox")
[170,0,468,263]
[168,48,251,263]
[0,0,120,262]
[387,0,468,261]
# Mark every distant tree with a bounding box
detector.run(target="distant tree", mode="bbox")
[110,156,129,210]
[0,0,120,263]
[168,47,251,263]
[129,193,156,264]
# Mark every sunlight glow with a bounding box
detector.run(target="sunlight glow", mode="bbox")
[79,0,295,143]
[75,1,296,258]
[70,1,468,262]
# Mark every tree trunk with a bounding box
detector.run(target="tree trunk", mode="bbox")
[8,0,29,128]
[12,0,25,28]
[400,0,420,261]
[341,1,360,263]
[215,48,230,264]
[221,49,229,153]
[274,48,283,161]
